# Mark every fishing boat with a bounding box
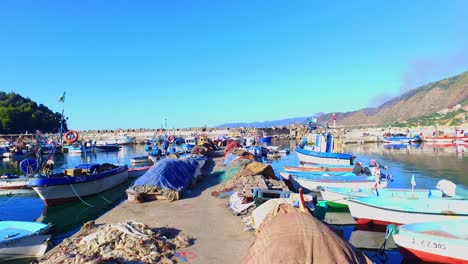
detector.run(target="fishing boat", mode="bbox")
[296,119,354,165]
[284,165,355,173]
[62,140,96,154]
[0,221,52,261]
[95,143,120,152]
[0,174,35,196]
[128,165,152,179]
[347,197,468,226]
[184,136,197,149]
[391,219,468,263]
[28,163,128,206]
[0,158,42,196]
[97,134,136,145]
[320,186,462,208]
[130,155,154,164]
[382,133,422,143]
[281,172,388,192]
[424,129,468,143]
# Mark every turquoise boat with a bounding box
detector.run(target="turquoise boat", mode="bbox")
[0,221,52,261]
[347,197,468,226]
[320,187,464,208]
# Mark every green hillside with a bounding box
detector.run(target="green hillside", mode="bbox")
[0,92,67,133]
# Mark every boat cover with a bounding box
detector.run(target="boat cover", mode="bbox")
[133,158,199,191]
[243,204,373,264]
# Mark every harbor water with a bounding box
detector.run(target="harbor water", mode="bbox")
[0,141,466,263]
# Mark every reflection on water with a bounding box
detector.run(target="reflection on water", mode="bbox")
[344,142,467,189]
[36,180,132,236]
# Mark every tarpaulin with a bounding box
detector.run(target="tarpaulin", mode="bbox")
[133,158,199,191]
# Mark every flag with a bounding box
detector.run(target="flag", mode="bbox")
[58,92,66,102]
[411,174,416,187]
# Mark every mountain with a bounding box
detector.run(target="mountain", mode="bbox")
[216,71,468,128]
[315,71,468,126]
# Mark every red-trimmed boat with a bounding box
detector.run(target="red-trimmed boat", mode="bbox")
[391,219,468,263]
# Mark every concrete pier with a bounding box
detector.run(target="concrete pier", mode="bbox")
[40,151,253,264]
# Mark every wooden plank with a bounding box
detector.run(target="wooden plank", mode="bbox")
[255,177,268,189]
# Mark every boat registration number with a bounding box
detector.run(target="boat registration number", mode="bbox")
[413,238,446,249]
[75,177,86,183]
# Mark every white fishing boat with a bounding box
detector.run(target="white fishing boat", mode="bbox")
[0,221,52,261]
[130,155,153,164]
[391,219,468,263]
[62,140,96,154]
[281,171,388,192]
[295,119,355,165]
[0,158,41,196]
[28,163,128,206]
[347,197,468,226]
[0,175,35,196]
[97,134,136,145]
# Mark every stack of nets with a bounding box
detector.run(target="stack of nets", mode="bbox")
[39,221,192,264]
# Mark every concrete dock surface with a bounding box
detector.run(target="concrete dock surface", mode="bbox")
[45,151,253,264]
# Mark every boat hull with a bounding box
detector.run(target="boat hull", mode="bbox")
[296,147,353,166]
[31,169,128,206]
[291,175,387,192]
[320,188,446,208]
[128,166,152,179]
[393,220,468,263]
[0,177,35,195]
[347,199,468,226]
[0,234,50,261]
[284,165,354,173]
[0,221,51,261]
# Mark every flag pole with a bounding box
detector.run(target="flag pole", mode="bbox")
[59,92,66,145]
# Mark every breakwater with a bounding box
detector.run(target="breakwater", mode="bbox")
[77,127,295,143]
[76,124,467,144]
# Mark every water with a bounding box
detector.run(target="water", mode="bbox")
[1,141,466,263]
[0,144,152,243]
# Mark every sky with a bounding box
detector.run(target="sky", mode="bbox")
[1,0,467,130]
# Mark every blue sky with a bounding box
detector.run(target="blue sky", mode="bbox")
[1,0,467,130]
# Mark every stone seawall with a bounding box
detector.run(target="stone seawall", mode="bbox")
[77,127,295,143]
[27,123,467,145]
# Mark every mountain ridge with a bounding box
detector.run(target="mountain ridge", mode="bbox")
[217,71,468,128]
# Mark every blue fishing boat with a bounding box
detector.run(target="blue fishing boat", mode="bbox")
[296,119,355,165]
[0,221,52,261]
[382,133,422,143]
[28,163,128,206]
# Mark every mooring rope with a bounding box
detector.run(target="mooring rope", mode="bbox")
[370,224,398,263]
[65,176,95,207]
